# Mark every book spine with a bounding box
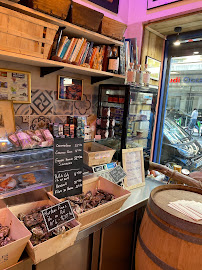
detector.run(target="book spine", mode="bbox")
[75,39,86,64]
[80,43,90,65]
[57,36,67,57]
[85,42,94,64]
[60,39,71,59]
[63,38,75,60]
[90,47,97,68]
[50,27,64,58]
[68,39,78,62]
[71,38,84,63]
[78,42,88,65]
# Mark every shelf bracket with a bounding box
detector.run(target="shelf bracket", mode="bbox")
[40,66,64,77]
[91,76,113,84]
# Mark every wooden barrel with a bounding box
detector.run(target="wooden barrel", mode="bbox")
[135,185,202,270]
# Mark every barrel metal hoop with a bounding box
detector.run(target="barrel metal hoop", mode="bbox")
[138,234,177,270]
[146,207,202,245]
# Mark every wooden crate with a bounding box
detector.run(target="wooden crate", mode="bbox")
[0,208,31,270]
[100,16,127,41]
[9,199,80,264]
[19,0,71,20]
[48,176,131,231]
[67,2,104,32]
[0,6,58,59]
[83,142,115,167]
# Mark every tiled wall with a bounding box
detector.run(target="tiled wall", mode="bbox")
[0,60,101,131]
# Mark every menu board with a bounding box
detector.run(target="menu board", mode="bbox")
[42,201,75,232]
[53,137,83,199]
[122,148,145,190]
[109,165,126,184]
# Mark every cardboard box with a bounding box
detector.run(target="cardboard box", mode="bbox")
[49,176,131,231]
[0,208,31,270]
[9,199,80,264]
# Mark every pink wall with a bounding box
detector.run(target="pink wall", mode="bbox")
[73,0,129,23]
[125,0,202,61]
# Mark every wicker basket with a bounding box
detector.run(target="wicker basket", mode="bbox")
[0,6,58,59]
[48,176,131,230]
[83,142,115,167]
[100,16,127,41]
[67,2,104,32]
[19,0,71,20]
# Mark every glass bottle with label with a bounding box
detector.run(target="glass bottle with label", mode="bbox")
[108,46,119,74]
[135,64,143,87]
[126,63,135,85]
[143,64,151,87]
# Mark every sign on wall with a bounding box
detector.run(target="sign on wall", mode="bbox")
[147,0,182,10]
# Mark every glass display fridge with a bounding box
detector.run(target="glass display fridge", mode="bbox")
[97,84,158,161]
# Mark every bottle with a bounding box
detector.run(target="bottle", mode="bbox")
[135,64,143,87]
[126,63,135,85]
[108,46,119,74]
[143,64,151,87]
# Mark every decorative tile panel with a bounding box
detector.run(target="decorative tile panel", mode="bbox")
[14,104,30,115]
[74,94,92,115]
[53,91,73,115]
[31,90,53,115]
[15,116,29,130]
[30,116,52,130]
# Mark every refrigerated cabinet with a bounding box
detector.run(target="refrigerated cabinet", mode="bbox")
[97,84,158,161]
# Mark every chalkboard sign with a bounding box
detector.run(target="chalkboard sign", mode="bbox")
[109,165,126,184]
[53,137,84,199]
[122,148,145,190]
[41,201,75,232]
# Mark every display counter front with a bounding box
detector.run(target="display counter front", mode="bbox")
[3,178,162,270]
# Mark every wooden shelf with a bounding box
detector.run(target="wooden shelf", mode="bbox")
[0,50,125,79]
[0,0,123,46]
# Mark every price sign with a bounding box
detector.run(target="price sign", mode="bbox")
[42,201,75,232]
[109,165,126,184]
[53,137,83,199]
[122,148,145,190]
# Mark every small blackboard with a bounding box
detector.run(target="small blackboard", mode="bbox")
[41,201,75,232]
[53,137,83,199]
[109,165,127,184]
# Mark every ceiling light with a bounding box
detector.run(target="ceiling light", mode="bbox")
[193,51,199,54]
[173,26,182,46]
[174,40,180,46]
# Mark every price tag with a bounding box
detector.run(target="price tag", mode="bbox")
[109,165,126,184]
[53,137,83,199]
[41,201,75,232]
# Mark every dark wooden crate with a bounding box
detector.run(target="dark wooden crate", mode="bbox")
[19,0,71,20]
[67,2,104,32]
[100,16,127,41]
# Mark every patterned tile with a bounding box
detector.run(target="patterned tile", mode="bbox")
[53,91,73,115]
[15,116,29,131]
[74,94,92,116]
[30,116,53,130]
[92,94,98,114]
[52,116,67,123]
[14,104,30,115]
[31,90,53,115]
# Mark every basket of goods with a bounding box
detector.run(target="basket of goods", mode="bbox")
[83,142,115,167]
[0,208,31,270]
[9,199,80,264]
[67,2,104,32]
[100,16,127,41]
[49,176,131,230]
[19,0,71,20]
[0,6,58,59]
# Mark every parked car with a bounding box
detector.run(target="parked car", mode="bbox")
[161,117,202,170]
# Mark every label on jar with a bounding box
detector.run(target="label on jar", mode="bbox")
[136,71,143,84]
[108,58,119,72]
[127,70,134,83]
[143,73,150,84]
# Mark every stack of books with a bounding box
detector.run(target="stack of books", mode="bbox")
[51,35,127,75]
